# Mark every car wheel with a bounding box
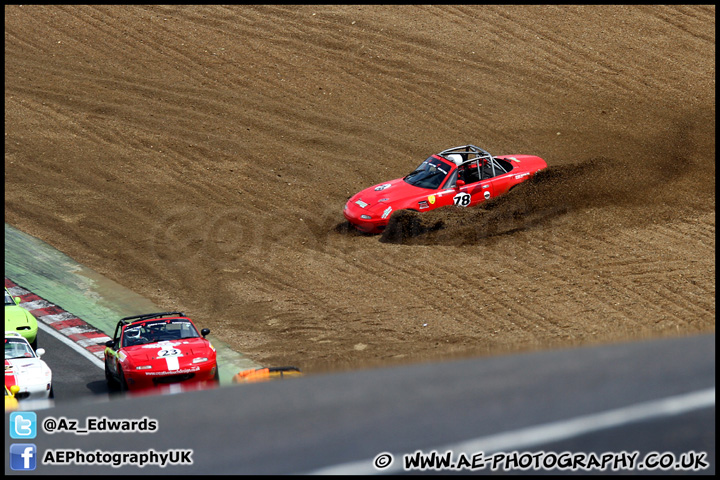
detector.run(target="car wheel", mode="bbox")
[380,209,437,243]
[117,366,129,392]
[105,363,119,390]
[48,386,54,399]
[214,366,220,383]
[31,335,38,351]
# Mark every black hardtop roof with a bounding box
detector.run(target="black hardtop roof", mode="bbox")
[120,311,187,325]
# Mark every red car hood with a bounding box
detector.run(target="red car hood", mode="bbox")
[121,338,214,367]
[349,177,428,213]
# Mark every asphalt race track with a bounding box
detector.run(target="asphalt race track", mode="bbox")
[24,323,110,407]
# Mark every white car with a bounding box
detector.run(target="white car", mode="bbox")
[4,331,53,399]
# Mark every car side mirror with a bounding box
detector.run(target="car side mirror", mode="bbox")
[36,348,46,358]
[201,328,210,338]
[456,179,465,188]
[14,296,21,305]
[105,340,115,348]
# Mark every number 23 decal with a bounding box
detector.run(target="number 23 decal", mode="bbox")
[158,348,181,357]
[453,192,471,207]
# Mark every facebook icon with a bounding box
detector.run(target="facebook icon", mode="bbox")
[10,444,37,471]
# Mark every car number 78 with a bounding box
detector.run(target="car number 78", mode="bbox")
[453,192,471,207]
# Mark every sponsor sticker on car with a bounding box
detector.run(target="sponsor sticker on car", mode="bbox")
[145,366,200,376]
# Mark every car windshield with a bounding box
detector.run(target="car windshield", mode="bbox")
[122,318,200,347]
[404,156,453,189]
[5,338,36,359]
[5,290,15,307]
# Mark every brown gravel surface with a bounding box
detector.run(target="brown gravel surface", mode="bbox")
[5,5,715,374]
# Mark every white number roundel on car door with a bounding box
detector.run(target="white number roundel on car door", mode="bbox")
[453,192,471,207]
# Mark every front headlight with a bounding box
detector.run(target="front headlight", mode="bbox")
[360,215,371,220]
[193,357,209,364]
[135,365,152,370]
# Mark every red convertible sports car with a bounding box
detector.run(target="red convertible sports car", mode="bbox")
[343,144,547,234]
[104,312,219,392]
